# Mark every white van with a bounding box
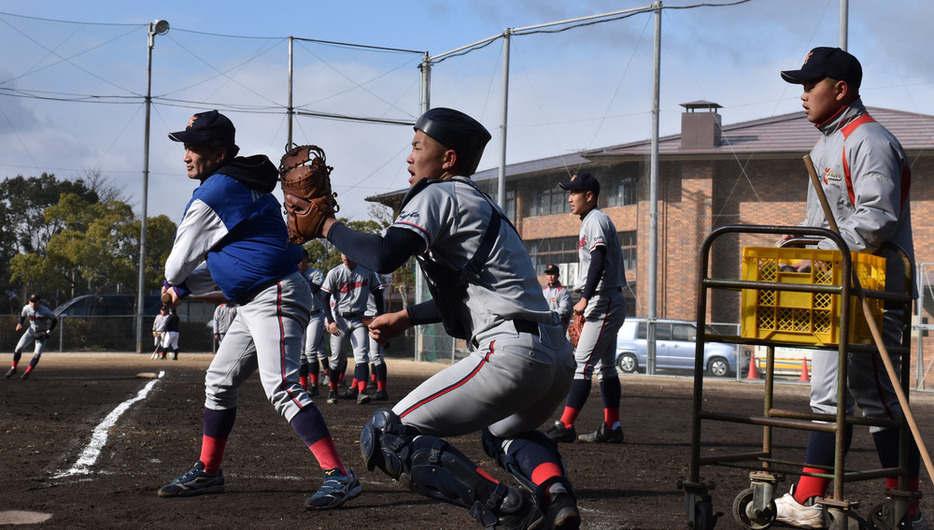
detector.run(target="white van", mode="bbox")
[615,318,748,377]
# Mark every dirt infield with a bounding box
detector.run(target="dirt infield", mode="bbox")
[0,353,932,529]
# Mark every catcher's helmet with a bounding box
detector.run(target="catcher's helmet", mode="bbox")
[414,108,491,176]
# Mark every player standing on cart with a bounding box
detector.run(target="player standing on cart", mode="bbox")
[775,47,922,529]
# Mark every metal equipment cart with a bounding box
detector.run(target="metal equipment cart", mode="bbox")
[680,225,916,529]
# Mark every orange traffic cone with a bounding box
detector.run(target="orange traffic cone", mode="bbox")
[798,358,810,382]
[746,350,760,380]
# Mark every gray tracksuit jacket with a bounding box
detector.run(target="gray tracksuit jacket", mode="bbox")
[803,98,914,296]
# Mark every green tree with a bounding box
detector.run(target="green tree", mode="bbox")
[9,193,176,299]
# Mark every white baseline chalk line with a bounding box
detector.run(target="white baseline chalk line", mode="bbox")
[53,371,165,479]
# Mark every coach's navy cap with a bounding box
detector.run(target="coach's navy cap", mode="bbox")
[545,264,559,274]
[415,107,491,176]
[781,47,862,89]
[28,293,40,302]
[169,110,239,155]
[559,172,600,194]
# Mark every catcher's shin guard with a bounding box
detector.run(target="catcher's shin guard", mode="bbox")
[361,409,542,528]
[481,428,576,505]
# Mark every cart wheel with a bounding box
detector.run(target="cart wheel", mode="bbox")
[867,502,898,530]
[693,498,717,530]
[732,487,776,529]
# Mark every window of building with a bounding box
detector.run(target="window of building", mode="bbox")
[620,230,637,272]
[527,186,571,217]
[605,165,639,207]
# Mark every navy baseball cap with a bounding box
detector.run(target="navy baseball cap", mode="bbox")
[559,172,600,194]
[415,107,491,176]
[545,264,559,274]
[28,293,40,302]
[781,47,862,89]
[169,110,239,154]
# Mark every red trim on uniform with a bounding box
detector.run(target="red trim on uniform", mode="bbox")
[840,114,876,206]
[870,352,898,421]
[579,299,616,376]
[476,467,499,483]
[399,341,496,419]
[394,221,432,246]
[273,282,305,408]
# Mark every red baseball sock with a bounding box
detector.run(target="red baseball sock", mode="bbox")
[200,435,227,475]
[886,477,921,516]
[299,376,308,390]
[559,407,580,429]
[794,468,831,503]
[309,437,345,474]
[604,408,620,429]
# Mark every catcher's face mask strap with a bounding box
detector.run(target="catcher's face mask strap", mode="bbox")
[415,108,491,176]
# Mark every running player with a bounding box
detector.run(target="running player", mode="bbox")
[6,293,57,380]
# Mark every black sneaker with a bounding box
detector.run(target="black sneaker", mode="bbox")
[356,392,371,405]
[326,389,340,405]
[157,461,224,497]
[373,390,389,401]
[308,385,319,398]
[305,468,361,510]
[342,387,358,400]
[5,367,16,379]
[578,423,624,444]
[545,421,577,443]
[546,492,581,530]
[20,371,30,380]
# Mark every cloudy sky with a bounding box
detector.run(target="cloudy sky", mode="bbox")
[1,0,932,224]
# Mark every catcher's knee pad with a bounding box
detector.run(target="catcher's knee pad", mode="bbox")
[360,408,417,478]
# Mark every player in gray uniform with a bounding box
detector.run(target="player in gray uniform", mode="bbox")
[542,263,572,335]
[320,254,384,405]
[6,293,57,380]
[364,287,389,401]
[547,173,627,445]
[298,249,327,397]
[774,47,923,529]
[212,302,237,345]
[152,305,170,360]
[157,109,359,510]
[320,108,580,529]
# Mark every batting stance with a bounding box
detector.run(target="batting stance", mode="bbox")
[298,248,326,396]
[319,108,579,529]
[6,293,57,380]
[320,254,384,405]
[157,110,359,510]
[547,173,627,445]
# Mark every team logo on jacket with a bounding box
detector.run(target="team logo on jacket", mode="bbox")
[578,237,587,249]
[822,166,842,184]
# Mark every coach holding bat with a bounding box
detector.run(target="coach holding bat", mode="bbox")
[157,110,360,510]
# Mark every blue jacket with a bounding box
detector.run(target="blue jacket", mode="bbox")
[164,154,301,302]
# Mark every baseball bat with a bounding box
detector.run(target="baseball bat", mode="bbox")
[804,154,934,484]
[161,290,230,305]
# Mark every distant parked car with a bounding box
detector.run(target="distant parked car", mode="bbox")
[615,318,747,377]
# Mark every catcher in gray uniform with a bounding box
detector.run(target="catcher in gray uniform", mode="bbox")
[542,263,572,335]
[6,293,57,380]
[319,107,580,530]
[320,254,384,405]
[547,173,627,445]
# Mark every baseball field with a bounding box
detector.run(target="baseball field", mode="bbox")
[1,353,931,528]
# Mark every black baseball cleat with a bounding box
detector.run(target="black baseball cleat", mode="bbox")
[342,387,358,400]
[308,385,319,398]
[578,423,624,444]
[20,371,30,381]
[545,492,581,530]
[373,390,389,401]
[326,389,340,405]
[5,367,16,379]
[545,421,577,444]
[494,487,544,530]
[158,461,225,497]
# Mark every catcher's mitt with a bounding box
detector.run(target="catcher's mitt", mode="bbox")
[278,144,339,244]
[568,313,584,348]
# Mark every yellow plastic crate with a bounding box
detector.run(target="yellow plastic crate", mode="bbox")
[740,247,885,346]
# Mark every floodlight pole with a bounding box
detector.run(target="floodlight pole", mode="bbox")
[287,36,294,146]
[497,30,511,206]
[137,20,168,354]
[646,1,662,375]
